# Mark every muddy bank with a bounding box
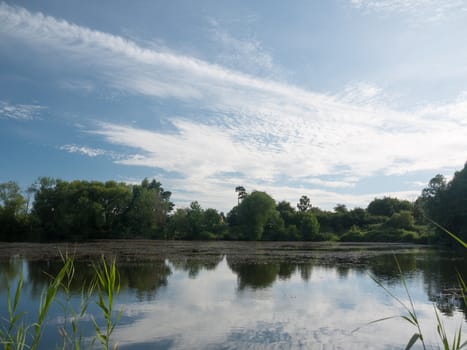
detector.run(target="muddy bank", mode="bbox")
[0,240,433,267]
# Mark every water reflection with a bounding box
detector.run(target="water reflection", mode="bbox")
[0,245,465,349]
[366,250,467,318]
[367,252,421,284]
[228,260,280,290]
[227,259,307,290]
[24,259,173,301]
[119,261,171,301]
[0,258,23,291]
[168,255,223,278]
[297,262,313,281]
[27,260,96,296]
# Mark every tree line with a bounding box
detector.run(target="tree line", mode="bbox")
[1,162,467,244]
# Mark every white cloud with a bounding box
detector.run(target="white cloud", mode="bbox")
[0,101,44,120]
[350,0,467,22]
[302,178,357,189]
[59,144,124,160]
[208,19,282,78]
[59,144,107,157]
[2,3,467,209]
[336,82,384,106]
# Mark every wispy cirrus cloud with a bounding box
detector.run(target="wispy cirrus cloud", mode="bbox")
[208,19,282,79]
[59,144,107,157]
[0,100,44,120]
[1,3,466,209]
[59,144,124,160]
[350,0,467,22]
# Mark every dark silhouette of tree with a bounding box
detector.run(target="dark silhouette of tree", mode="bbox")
[235,186,247,204]
[297,195,312,212]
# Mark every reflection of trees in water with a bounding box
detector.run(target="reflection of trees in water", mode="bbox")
[367,253,419,285]
[27,259,172,301]
[119,261,171,301]
[420,252,467,319]
[297,263,313,281]
[336,266,350,279]
[2,248,465,318]
[0,258,23,291]
[278,264,296,281]
[226,255,315,289]
[368,250,467,318]
[228,261,279,290]
[168,255,223,278]
[27,260,96,296]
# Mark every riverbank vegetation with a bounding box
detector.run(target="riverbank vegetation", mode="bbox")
[1,162,466,245]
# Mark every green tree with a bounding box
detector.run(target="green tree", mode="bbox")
[235,186,247,204]
[299,212,320,241]
[419,163,467,244]
[0,181,26,217]
[262,210,286,240]
[99,181,132,234]
[0,181,28,240]
[386,211,415,230]
[297,195,312,212]
[334,204,348,213]
[236,191,277,240]
[31,179,133,240]
[125,179,174,238]
[186,201,204,239]
[276,201,297,227]
[30,178,172,240]
[367,197,413,217]
[421,174,447,200]
[167,203,225,240]
[202,208,225,237]
[167,208,189,239]
[29,177,59,239]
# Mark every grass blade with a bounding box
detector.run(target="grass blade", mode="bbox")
[424,217,467,248]
[405,333,421,350]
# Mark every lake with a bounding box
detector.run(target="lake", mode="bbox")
[0,241,465,349]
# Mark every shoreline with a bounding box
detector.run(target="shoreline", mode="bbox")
[0,240,434,265]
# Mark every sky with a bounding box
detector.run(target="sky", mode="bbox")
[1,0,467,212]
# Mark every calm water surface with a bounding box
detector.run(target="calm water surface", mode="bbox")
[0,242,465,349]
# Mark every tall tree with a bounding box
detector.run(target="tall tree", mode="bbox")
[125,179,174,238]
[297,195,312,212]
[235,186,247,204]
[367,197,413,217]
[0,181,27,240]
[419,164,467,244]
[334,204,348,214]
[276,201,297,227]
[299,212,320,241]
[236,191,277,240]
[0,181,26,217]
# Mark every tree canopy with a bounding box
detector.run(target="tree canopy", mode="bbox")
[417,162,467,245]
[2,162,467,245]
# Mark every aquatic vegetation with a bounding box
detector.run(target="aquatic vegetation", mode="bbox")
[364,225,467,350]
[0,255,121,350]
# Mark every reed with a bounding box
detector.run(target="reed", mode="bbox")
[363,224,467,349]
[92,256,122,350]
[0,255,121,350]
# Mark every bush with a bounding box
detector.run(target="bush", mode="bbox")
[199,230,218,240]
[313,232,340,242]
[340,225,365,242]
[386,211,414,230]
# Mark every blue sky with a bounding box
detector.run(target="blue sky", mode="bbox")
[1,0,467,212]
